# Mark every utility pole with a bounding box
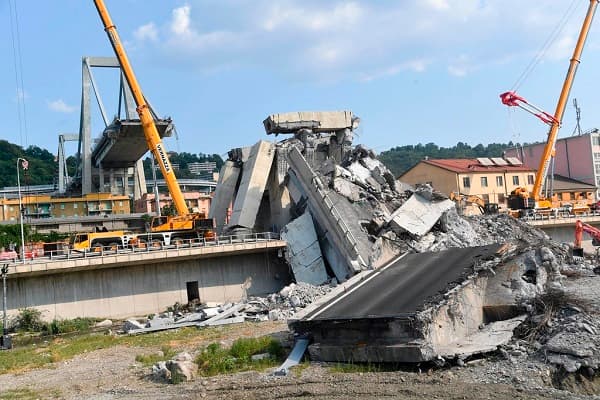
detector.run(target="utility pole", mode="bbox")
[0,264,11,350]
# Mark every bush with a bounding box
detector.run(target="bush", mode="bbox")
[15,307,45,332]
[196,336,283,376]
[43,318,95,335]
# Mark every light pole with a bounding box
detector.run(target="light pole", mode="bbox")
[1,263,10,350]
[16,158,28,262]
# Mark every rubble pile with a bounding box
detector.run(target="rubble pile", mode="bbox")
[123,282,334,334]
[250,282,334,321]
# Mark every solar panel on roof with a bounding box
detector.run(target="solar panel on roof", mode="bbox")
[477,157,494,166]
[505,157,523,165]
[491,157,508,166]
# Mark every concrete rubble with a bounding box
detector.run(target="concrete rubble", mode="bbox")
[152,352,198,383]
[207,110,600,379]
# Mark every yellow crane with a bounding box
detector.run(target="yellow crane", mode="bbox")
[500,0,598,212]
[93,0,215,246]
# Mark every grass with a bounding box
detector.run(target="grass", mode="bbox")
[0,324,239,375]
[135,345,177,366]
[195,336,284,376]
[0,388,61,400]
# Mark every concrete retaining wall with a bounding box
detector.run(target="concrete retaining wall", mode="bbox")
[5,252,290,321]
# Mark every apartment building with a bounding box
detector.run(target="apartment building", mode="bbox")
[504,129,600,194]
[0,193,131,222]
[399,158,536,206]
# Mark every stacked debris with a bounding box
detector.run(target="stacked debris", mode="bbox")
[123,282,334,334]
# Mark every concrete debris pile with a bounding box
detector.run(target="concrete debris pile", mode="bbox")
[124,282,333,334]
[210,110,502,285]
[249,282,334,321]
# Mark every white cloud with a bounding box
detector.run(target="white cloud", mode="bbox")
[424,0,450,12]
[130,1,585,83]
[545,34,575,61]
[47,99,76,113]
[134,22,158,42]
[361,59,432,82]
[171,5,192,36]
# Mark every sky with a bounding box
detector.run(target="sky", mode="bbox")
[2,0,600,160]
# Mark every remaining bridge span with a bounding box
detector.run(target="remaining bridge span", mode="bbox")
[3,236,289,320]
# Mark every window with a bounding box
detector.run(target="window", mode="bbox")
[60,204,65,210]
[594,136,600,146]
[528,175,535,185]
[73,203,78,209]
[594,152,600,160]
[480,177,488,187]
[496,176,503,187]
[595,164,600,174]
[498,193,505,203]
[462,177,470,188]
[482,194,490,203]
[512,176,519,185]
[119,201,123,207]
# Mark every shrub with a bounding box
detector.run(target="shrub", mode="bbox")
[43,318,94,335]
[196,336,283,376]
[15,307,45,332]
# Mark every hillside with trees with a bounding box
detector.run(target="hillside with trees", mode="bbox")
[0,140,59,187]
[378,142,518,177]
[0,138,520,186]
[142,152,224,180]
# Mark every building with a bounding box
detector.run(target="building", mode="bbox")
[400,158,597,210]
[504,129,600,194]
[399,158,537,207]
[134,192,212,216]
[187,161,216,176]
[0,193,131,222]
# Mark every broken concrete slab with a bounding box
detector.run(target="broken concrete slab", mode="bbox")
[280,211,328,286]
[209,160,241,233]
[388,193,455,237]
[435,315,527,359]
[229,140,275,229]
[264,111,357,135]
[290,245,523,363]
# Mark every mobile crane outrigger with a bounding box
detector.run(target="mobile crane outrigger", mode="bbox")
[500,0,599,216]
[93,0,215,247]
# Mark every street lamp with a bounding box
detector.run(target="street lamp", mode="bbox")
[0,263,10,350]
[16,158,28,262]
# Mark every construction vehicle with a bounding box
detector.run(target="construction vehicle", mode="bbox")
[93,1,215,247]
[449,192,498,215]
[500,0,598,217]
[573,219,600,257]
[70,229,135,252]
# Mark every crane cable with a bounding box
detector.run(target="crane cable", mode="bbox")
[511,0,581,92]
[8,0,29,148]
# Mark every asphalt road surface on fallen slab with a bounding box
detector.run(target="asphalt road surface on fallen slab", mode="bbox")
[307,244,501,320]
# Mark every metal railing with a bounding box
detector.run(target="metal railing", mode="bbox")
[3,232,281,267]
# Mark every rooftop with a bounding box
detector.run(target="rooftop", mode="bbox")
[423,158,534,173]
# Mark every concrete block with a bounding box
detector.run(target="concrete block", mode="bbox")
[280,212,328,285]
[209,160,241,232]
[230,141,276,229]
[264,111,356,135]
[332,178,361,202]
[389,194,454,237]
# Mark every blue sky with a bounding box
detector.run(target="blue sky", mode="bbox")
[2,0,600,159]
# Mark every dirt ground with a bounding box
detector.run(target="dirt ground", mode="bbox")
[1,276,599,400]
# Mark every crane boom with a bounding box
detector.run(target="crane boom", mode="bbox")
[93,0,189,216]
[532,0,599,201]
